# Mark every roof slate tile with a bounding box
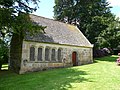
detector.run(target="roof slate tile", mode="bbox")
[25,14,93,47]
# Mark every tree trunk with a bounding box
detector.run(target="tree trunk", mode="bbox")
[9,33,23,73]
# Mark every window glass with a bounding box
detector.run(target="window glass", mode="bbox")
[45,48,49,61]
[38,48,42,61]
[58,49,62,62]
[30,47,35,61]
[51,49,56,61]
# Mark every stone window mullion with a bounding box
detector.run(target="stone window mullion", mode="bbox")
[42,47,45,61]
[35,47,38,62]
[49,48,52,61]
[56,48,58,62]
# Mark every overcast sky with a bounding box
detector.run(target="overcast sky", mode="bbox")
[32,0,120,19]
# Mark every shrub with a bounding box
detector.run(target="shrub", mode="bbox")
[93,48,112,58]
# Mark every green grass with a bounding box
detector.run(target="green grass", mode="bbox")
[1,64,8,70]
[0,55,120,90]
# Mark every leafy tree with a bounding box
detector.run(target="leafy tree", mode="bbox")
[96,16,120,49]
[0,0,44,37]
[0,40,9,70]
[0,25,11,70]
[54,0,114,48]
[0,0,45,71]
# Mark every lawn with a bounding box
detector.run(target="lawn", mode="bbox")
[0,55,120,90]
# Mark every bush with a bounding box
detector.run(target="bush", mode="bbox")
[113,49,120,55]
[93,48,112,58]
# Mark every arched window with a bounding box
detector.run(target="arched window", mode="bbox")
[30,47,35,61]
[45,48,50,61]
[37,48,42,61]
[51,49,56,61]
[58,49,62,62]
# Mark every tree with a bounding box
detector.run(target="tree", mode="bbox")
[0,39,9,70]
[0,0,45,71]
[0,0,44,37]
[54,0,113,48]
[96,16,120,49]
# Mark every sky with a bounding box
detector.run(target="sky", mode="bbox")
[109,0,120,17]
[33,0,55,19]
[33,0,120,19]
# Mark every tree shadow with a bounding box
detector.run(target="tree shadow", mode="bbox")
[25,33,56,43]
[0,67,93,90]
[34,68,93,90]
[93,60,99,63]
[94,55,119,62]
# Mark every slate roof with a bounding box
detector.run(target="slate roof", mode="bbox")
[25,14,93,47]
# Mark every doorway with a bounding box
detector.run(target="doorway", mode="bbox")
[72,52,77,66]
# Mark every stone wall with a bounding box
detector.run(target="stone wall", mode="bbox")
[19,41,93,74]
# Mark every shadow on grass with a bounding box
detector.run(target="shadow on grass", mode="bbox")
[0,70,9,75]
[44,68,92,90]
[93,60,98,63]
[94,55,118,62]
[0,67,92,90]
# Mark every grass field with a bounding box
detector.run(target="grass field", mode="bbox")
[0,55,120,90]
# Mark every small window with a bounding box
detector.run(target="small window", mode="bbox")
[30,47,35,61]
[51,49,56,61]
[58,49,62,62]
[45,48,50,61]
[38,48,42,61]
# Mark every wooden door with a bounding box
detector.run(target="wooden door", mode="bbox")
[72,52,76,66]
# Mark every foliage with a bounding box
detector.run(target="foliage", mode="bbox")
[0,0,45,68]
[0,25,11,70]
[96,16,120,49]
[54,0,120,49]
[0,55,120,90]
[0,40,9,70]
[93,48,111,57]
[0,0,45,38]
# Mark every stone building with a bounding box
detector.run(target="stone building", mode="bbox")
[9,14,93,74]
